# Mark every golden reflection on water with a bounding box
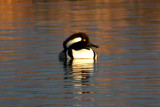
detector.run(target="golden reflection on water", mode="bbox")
[0,0,34,24]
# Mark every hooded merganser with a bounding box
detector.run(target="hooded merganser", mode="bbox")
[59,32,99,59]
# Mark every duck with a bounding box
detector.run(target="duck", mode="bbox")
[59,32,99,59]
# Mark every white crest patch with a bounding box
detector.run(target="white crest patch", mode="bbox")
[66,37,82,48]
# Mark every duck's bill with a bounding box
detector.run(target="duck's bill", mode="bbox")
[90,42,99,48]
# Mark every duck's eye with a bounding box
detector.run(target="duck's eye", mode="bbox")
[83,39,86,42]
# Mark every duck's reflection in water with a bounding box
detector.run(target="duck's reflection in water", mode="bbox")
[61,58,97,81]
[60,58,97,91]
[59,59,98,105]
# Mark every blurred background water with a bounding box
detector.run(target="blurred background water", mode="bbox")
[1,0,160,106]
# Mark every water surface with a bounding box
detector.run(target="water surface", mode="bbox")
[1,0,160,106]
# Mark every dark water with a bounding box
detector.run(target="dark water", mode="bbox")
[1,0,160,106]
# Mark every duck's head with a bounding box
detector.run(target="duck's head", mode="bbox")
[63,32,99,50]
